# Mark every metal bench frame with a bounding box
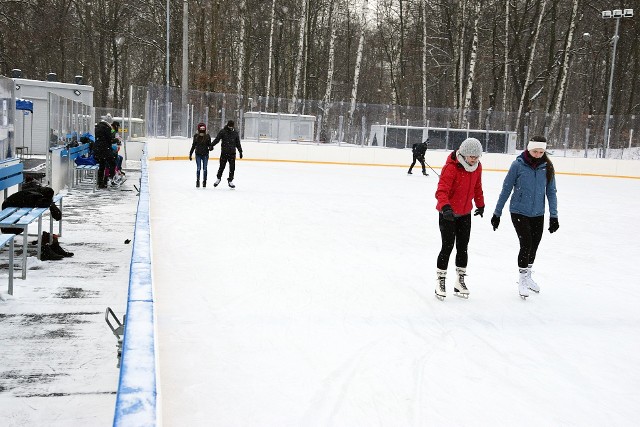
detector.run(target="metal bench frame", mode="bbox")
[0,233,15,294]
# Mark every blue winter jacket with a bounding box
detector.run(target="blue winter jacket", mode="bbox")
[493,153,558,218]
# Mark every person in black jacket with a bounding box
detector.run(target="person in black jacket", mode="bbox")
[94,117,116,188]
[211,120,243,188]
[189,122,212,187]
[408,140,429,175]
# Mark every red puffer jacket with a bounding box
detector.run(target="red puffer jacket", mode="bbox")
[435,151,485,215]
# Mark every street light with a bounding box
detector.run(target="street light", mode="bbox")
[601,8,633,158]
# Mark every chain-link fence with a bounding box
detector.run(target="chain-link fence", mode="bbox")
[131,83,638,157]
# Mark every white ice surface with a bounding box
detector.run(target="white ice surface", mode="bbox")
[150,160,640,426]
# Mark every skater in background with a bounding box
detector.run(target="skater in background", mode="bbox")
[211,120,243,188]
[408,139,429,175]
[110,121,126,186]
[434,137,485,300]
[189,122,212,188]
[491,135,558,299]
[94,116,116,189]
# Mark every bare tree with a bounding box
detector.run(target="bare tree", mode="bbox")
[236,0,247,105]
[290,0,308,113]
[265,0,277,108]
[323,0,338,121]
[515,0,547,143]
[502,0,510,112]
[462,0,481,128]
[547,0,580,137]
[349,0,367,123]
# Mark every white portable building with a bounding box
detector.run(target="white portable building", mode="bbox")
[12,77,94,155]
[243,112,316,143]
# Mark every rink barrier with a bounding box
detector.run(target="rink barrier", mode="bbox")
[143,138,640,179]
[113,150,159,426]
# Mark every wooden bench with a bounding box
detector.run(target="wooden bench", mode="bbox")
[62,143,99,192]
[0,233,15,295]
[0,159,66,278]
[0,206,47,279]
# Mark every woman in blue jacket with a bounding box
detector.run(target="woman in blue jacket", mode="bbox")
[491,135,559,299]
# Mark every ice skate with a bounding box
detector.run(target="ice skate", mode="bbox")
[203,180,207,188]
[407,170,413,175]
[526,264,540,293]
[435,269,447,300]
[214,178,221,187]
[518,268,530,299]
[228,180,235,189]
[453,267,470,298]
[196,179,200,188]
[422,171,429,176]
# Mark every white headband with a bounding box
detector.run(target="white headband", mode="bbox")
[527,140,547,151]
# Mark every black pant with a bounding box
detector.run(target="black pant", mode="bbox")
[217,153,236,181]
[437,213,471,270]
[511,213,544,268]
[96,155,115,187]
[409,155,426,173]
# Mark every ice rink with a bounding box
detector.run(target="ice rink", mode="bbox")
[149,159,640,426]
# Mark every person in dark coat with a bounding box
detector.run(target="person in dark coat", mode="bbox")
[94,117,116,189]
[408,140,429,175]
[211,120,243,188]
[189,122,212,188]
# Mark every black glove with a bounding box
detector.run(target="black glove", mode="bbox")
[49,203,62,221]
[491,215,500,231]
[549,217,559,233]
[189,156,192,161]
[441,205,454,221]
[239,152,243,159]
[474,206,484,218]
[208,146,213,151]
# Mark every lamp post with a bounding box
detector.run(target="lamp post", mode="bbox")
[601,8,633,158]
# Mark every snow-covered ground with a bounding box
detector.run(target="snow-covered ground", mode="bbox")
[0,173,138,426]
[150,159,640,426]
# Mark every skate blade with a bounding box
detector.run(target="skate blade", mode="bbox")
[529,288,540,293]
[435,292,446,301]
[519,294,528,300]
[453,292,469,299]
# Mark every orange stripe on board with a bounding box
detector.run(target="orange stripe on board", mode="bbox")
[148,157,640,179]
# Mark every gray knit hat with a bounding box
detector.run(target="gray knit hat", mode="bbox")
[458,138,483,157]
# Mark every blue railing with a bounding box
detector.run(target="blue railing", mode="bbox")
[113,150,158,426]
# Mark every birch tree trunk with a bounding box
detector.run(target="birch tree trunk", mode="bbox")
[266,0,276,109]
[547,0,579,136]
[236,0,246,106]
[422,0,428,125]
[323,0,337,125]
[462,0,481,128]
[349,0,368,123]
[290,0,308,113]
[502,0,510,112]
[456,0,467,124]
[515,0,547,145]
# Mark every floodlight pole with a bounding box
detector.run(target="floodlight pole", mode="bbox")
[602,18,620,159]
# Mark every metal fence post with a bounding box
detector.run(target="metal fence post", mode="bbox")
[564,117,570,157]
[585,127,590,158]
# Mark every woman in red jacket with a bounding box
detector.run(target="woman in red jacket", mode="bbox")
[434,137,485,300]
